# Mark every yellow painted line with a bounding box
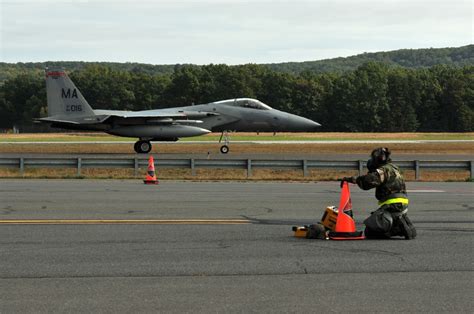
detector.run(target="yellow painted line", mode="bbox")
[0,219,251,225]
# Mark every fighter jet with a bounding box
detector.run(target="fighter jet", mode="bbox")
[39,68,321,153]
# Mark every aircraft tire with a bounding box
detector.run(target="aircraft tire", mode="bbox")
[220,145,229,154]
[135,140,152,154]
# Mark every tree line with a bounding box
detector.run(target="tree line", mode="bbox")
[0,62,472,132]
[266,45,474,74]
[1,45,472,82]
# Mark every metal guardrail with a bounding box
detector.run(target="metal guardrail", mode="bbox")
[0,156,472,180]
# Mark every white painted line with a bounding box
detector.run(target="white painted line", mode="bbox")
[407,190,446,193]
[2,140,473,145]
[0,219,252,225]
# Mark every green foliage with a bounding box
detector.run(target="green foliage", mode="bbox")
[264,45,474,74]
[1,45,472,83]
[431,65,474,132]
[0,61,175,82]
[0,74,44,128]
[0,48,473,132]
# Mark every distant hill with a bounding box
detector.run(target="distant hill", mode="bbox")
[264,45,474,74]
[1,45,472,82]
[0,61,177,82]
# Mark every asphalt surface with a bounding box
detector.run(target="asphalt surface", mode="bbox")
[1,180,473,312]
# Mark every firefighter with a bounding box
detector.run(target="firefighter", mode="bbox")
[339,147,416,239]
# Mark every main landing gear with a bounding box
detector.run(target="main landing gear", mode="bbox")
[134,140,152,154]
[219,131,230,154]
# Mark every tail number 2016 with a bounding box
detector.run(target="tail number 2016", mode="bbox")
[66,104,82,112]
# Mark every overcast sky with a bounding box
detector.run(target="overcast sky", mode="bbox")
[1,0,472,65]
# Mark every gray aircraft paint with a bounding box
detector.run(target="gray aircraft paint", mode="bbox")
[45,69,95,118]
[108,125,210,138]
[39,68,320,152]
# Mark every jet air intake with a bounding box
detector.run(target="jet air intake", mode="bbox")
[107,125,211,138]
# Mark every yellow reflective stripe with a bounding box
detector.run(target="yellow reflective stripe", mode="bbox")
[378,197,409,206]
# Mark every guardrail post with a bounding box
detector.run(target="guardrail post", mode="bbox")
[358,160,364,176]
[191,159,196,176]
[415,160,420,181]
[247,159,252,177]
[77,158,82,176]
[134,158,139,177]
[0,157,470,180]
[20,157,24,176]
[470,160,474,180]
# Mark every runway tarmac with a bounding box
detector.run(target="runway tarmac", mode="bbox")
[1,180,473,312]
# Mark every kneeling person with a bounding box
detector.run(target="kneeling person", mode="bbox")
[340,147,416,240]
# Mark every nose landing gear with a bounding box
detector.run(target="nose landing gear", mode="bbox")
[220,145,229,154]
[219,131,230,154]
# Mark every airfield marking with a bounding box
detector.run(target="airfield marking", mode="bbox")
[2,140,474,144]
[407,190,446,193]
[0,219,252,225]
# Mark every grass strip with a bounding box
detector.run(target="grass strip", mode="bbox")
[0,168,470,182]
[1,132,473,142]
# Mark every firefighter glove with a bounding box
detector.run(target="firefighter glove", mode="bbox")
[339,176,357,187]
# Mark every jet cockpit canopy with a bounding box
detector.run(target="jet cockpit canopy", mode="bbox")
[213,98,272,110]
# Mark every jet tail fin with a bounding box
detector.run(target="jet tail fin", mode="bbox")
[45,67,95,118]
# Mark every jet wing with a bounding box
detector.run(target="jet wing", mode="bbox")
[93,110,186,119]
[35,115,110,125]
[93,109,218,125]
[94,109,218,119]
[35,117,80,125]
[37,109,218,126]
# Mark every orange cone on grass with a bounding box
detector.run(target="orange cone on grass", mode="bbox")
[144,155,158,185]
[329,181,364,240]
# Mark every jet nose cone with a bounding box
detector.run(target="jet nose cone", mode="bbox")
[305,119,321,129]
[288,114,321,131]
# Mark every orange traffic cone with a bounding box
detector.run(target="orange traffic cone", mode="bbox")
[143,155,158,185]
[329,182,364,240]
